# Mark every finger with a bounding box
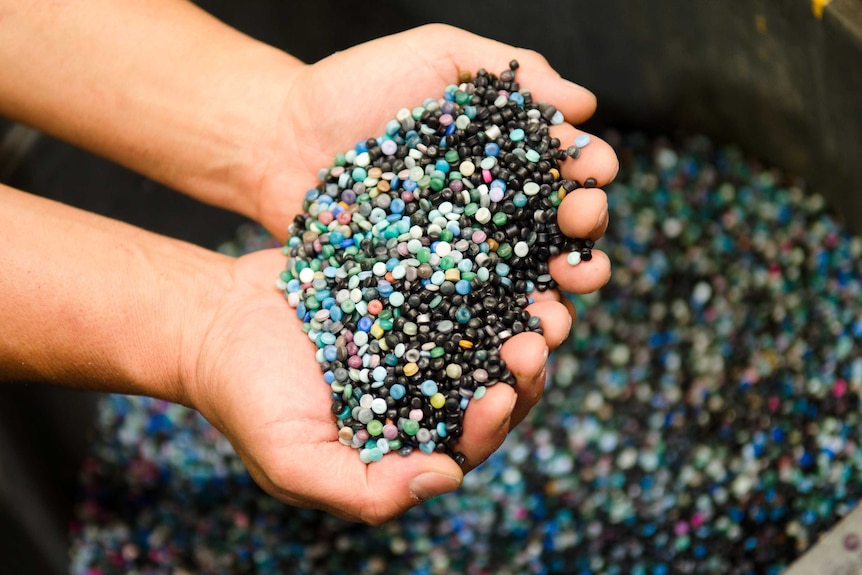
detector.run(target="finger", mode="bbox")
[456,384,516,472]
[260,439,464,525]
[400,24,598,123]
[490,60,597,124]
[525,300,573,350]
[549,249,611,294]
[527,290,580,329]
[549,125,619,186]
[528,288,560,304]
[366,449,464,517]
[560,294,577,325]
[556,187,609,240]
[500,331,549,429]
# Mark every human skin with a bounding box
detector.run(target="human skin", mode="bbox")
[0,1,617,524]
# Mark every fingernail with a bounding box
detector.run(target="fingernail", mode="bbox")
[529,347,549,380]
[592,205,608,235]
[507,390,518,411]
[409,472,462,502]
[562,77,593,94]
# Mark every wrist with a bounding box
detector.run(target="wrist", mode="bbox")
[135,235,235,409]
[0,185,234,407]
[0,0,306,223]
[207,48,306,225]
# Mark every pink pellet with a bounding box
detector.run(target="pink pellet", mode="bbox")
[383,424,398,440]
[834,379,848,398]
[767,395,780,412]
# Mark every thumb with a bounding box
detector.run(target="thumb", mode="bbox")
[360,451,464,521]
[409,469,464,502]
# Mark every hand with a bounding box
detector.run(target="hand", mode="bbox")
[257,24,616,445]
[256,23,617,237]
[184,25,617,524]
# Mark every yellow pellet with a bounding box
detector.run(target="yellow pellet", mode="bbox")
[444,268,461,281]
[370,323,385,339]
[430,393,446,409]
[404,362,419,377]
[459,340,474,349]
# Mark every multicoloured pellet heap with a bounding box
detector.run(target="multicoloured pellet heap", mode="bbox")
[279,62,593,464]
[71,133,862,575]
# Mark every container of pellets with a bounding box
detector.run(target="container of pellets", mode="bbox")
[1,2,861,574]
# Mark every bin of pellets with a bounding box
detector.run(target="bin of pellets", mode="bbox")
[67,2,862,574]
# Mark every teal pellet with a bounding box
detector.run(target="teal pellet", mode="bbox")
[509,128,525,142]
[455,306,472,323]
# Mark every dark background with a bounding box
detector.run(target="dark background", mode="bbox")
[1,1,859,572]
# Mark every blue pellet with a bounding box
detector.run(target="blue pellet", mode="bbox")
[420,380,438,396]
[390,384,406,400]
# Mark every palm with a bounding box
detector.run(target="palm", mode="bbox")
[194,250,477,523]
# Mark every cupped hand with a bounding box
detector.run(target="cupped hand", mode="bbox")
[188,24,616,523]
[257,23,617,238]
[188,248,507,524]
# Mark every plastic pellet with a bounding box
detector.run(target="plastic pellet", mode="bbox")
[575,134,591,148]
[280,62,595,465]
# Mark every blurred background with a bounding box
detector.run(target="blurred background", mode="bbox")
[1,1,860,573]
